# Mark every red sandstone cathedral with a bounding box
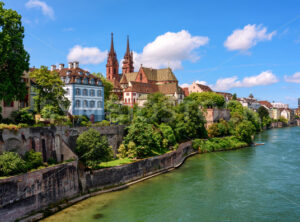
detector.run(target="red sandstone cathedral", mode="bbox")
[106,33,184,106]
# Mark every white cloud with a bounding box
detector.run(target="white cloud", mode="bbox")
[284,72,300,83]
[25,0,55,20]
[211,70,278,91]
[224,24,276,52]
[180,80,207,88]
[67,45,107,65]
[133,30,209,70]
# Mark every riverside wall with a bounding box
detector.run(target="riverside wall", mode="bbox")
[0,141,194,222]
[0,161,79,222]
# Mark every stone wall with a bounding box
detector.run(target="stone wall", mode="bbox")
[82,141,194,192]
[0,125,126,162]
[0,161,79,222]
[204,108,231,128]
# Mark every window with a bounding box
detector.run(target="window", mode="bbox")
[83,89,88,96]
[75,100,80,108]
[90,100,95,108]
[97,90,102,97]
[97,81,102,86]
[132,93,136,96]
[140,74,142,81]
[90,79,95,85]
[84,78,88,84]
[126,93,130,96]
[76,78,81,84]
[97,101,102,108]
[90,89,95,96]
[76,88,81,95]
[66,88,70,95]
[125,98,127,103]
[83,100,88,107]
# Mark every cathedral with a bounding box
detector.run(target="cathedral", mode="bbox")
[106,33,184,106]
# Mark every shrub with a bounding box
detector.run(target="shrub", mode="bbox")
[158,123,176,148]
[76,129,113,167]
[11,108,35,125]
[235,120,255,144]
[186,92,225,108]
[93,120,110,126]
[0,152,27,176]
[24,150,43,169]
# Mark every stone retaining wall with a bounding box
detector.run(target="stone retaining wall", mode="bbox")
[0,161,79,222]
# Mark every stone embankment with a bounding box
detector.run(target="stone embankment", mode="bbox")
[0,141,195,222]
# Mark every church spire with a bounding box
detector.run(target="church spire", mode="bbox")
[122,35,134,74]
[106,32,119,80]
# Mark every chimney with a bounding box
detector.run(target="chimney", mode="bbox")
[73,61,79,69]
[59,64,64,70]
[68,62,73,69]
[50,65,56,71]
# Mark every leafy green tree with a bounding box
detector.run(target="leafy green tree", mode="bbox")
[0,152,27,176]
[207,119,231,138]
[227,100,244,115]
[232,93,237,100]
[158,123,176,148]
[235,120,255,144]
[142,93,176,125]
[76,129,113,167]
[173,100,207,142]
[0,2,30,104]
[257,106,270,121]
[105,94,131,124]
[41,104,62,118]
[30,66,70,113]
[123,116,163,158]
[92,72,113,100]
[185,92,225,108]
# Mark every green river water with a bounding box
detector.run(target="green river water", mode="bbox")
[43,127,300,222]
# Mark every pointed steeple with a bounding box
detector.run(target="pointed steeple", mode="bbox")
[122,35,134,74]
[109,32,115,55]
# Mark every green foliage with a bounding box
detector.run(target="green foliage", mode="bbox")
[41,105,62,119]
[30,66,70,113]
[0,152,27,176]
[158,123,176,148]
[243,108,261,132]
[99,158,133,168]
[123,117,164,158]
[24,150,43,169]
[227,100,244,115]
[105,94,131,124]
[235,120,255,144]
[173,100,207,142]
[185,92,225,108]
[0,2,29,104]
[232,93,237,100]
[207,119,231,138]
[278,117,288,124]
[142,93,175,125]
[93,120,110,126]
[10,107,34,125]
[257,106,270,121]
[76,129,113,167]
[193,136,248,153]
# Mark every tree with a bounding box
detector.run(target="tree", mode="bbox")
[142,92,176,125]
[0,2,30,103]
[257,106,270,121]
[235,120,255,144]
[185,92,225,108]
[232,93,237,100]
[105,94,131,124]
[227,100,244,115]
[30,66,70,113]
[76,129,113,167]
[92,72,113,100]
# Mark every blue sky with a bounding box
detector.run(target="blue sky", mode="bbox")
[3,0,300,107]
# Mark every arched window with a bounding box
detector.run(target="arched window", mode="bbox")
[76,88,81,95]
[97,90,102,97]
[83,89,88,96]
[75,100,80,108]
[128,98,131,103]
[83,100,88,107]
[140,74,142,81]
[97,101,102,108]
[90,89,95,96]
[90,100,95,108]
[125,98,127,103]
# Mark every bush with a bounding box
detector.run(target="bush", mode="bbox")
[76,129,113,168]
[158,123,176,148]
[235,120,255,144]
[186,92,225,108]
[0,123,21,131]
[207,119,231,138]
[24,150,43,169]
[41,105,62,119]
[93,120,110,126]
[11,108,35,125]
[0,152,27,176]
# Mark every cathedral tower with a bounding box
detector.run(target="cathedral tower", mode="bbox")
[106,33,119,80]
[122,36,134,74]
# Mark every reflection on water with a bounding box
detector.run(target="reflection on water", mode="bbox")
[43,127,300,222]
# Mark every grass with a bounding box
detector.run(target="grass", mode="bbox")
[99,158,134,168]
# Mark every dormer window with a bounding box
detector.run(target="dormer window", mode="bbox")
[97,81,102,86]
[86,73,90,76]
[79,71,83,75]
[84,78,88,84]
[90,79,95,85]
[67,71,71,76]
[76,78,81,84]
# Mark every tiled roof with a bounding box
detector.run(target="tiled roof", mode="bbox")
[120,72,138,83]
[196,83,212,92]
[216,92,232,96]
[55,67,102,84]
[258,101,273,109]
[157,83,182,94]
[124,82,157,93]
[141,67,178,82]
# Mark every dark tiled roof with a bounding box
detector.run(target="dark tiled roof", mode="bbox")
[258,101,273,109]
